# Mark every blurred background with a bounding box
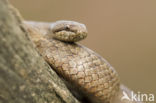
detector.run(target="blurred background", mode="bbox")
[11,0,156,95]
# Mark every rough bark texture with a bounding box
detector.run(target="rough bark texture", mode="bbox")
[0,0,80,103]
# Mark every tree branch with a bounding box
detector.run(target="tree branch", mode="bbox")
[0,0,79,103]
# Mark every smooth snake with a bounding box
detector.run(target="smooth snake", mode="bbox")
[24,20,143,103]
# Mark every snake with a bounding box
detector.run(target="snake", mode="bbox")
[23,20,142,103]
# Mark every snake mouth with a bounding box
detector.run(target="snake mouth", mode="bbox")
[53,30,87,42]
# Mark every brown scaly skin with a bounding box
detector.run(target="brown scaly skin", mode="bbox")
[23,21,143,103]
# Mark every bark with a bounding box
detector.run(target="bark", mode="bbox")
[0,0,79,103]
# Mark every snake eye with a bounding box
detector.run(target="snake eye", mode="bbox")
[52,25,74,33]
[64,25,70,31]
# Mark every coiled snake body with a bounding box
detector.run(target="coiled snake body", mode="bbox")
[24,21,142,103]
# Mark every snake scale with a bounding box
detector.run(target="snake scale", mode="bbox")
[23,20,142,103]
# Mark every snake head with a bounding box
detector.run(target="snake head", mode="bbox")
[50,20,88,42]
